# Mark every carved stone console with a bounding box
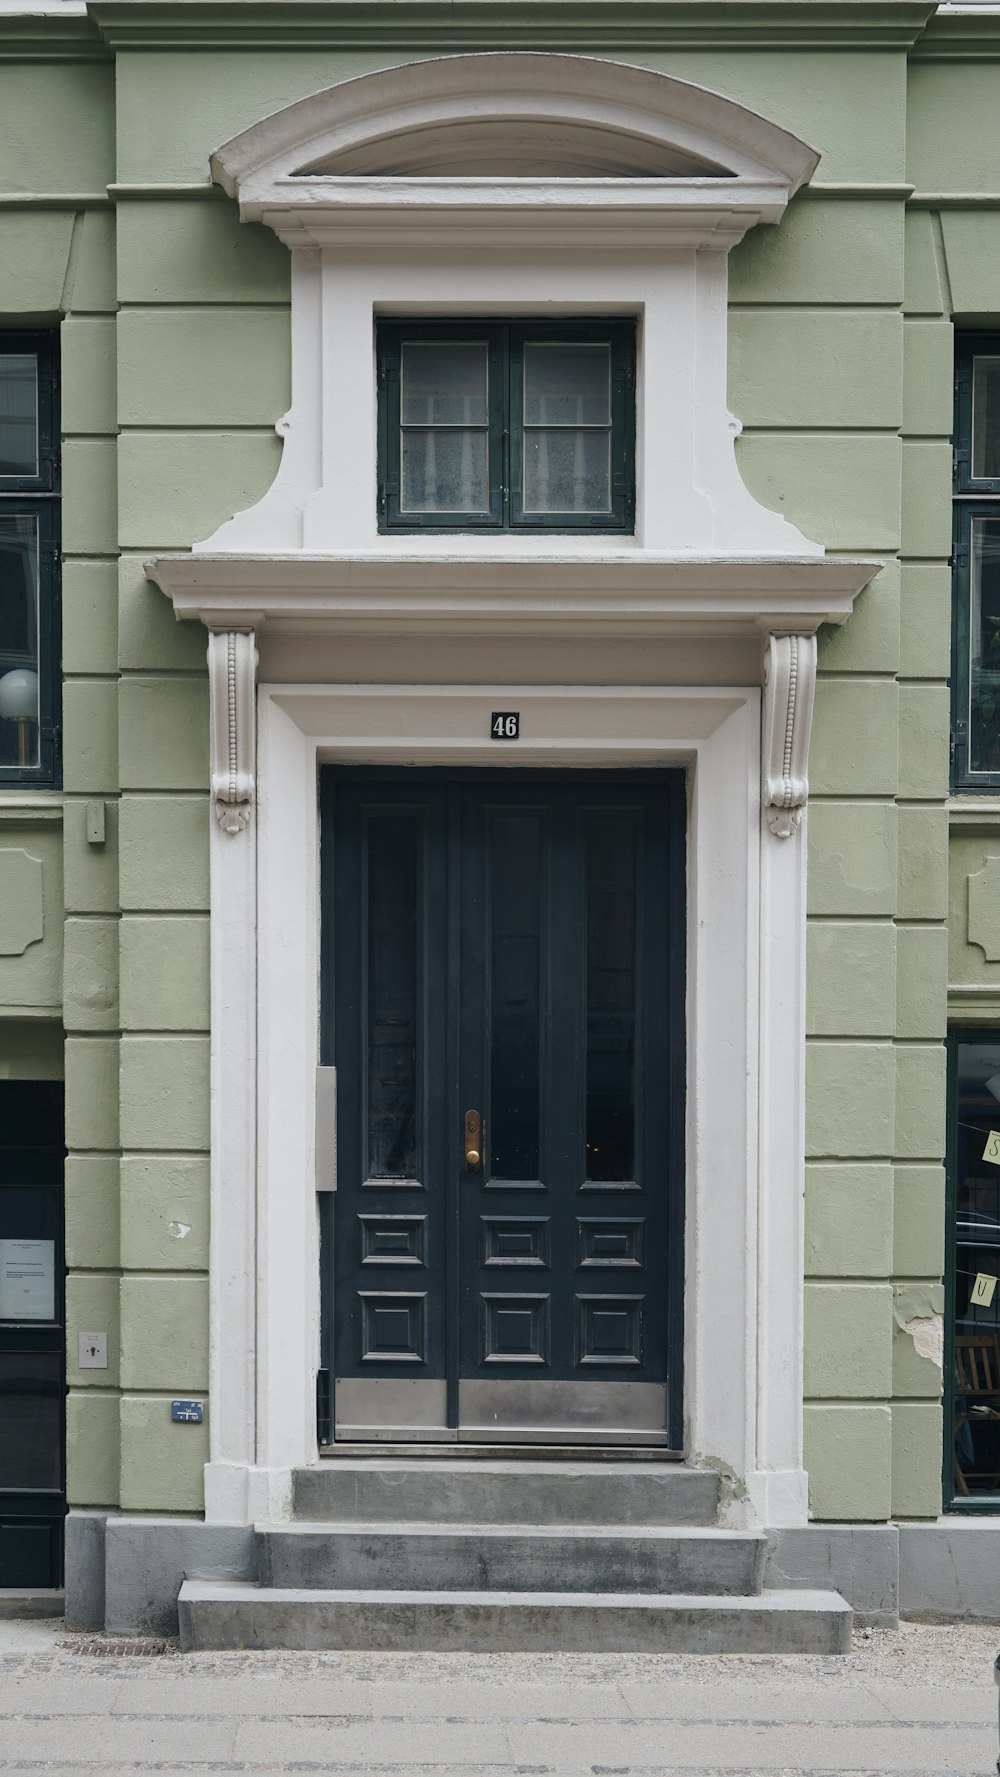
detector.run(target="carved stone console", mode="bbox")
[761,632,818,840]
[208,629,258,834]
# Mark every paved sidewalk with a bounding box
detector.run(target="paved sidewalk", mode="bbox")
[0,1620,997,1776]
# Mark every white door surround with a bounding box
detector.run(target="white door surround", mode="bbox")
[147,52,881,1528]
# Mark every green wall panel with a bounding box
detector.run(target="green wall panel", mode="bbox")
[119,556,207,672]
[893,1164,945,1278]
[119,1396,206,1513]
[64,1154,120,1271]
[804,1282,893,1398]
[119,1035,210,1150]
[65,1036,119,1153]
[940,212,1000,318]
[730,197,903,307]
[62,438,118,557]
[806,1041,895,1159]
[810,680,898,797]
[118,677,209,792]
[62,680,119,795]
[119,916,210,1032]
[908,64,1000,195]
[900,439,952,560]
[70,208,116,314]
[901,318,954,437]
[806,922,895,1038]
[117,430,281,548]
[0,824,63,1012]
[894,1043,946,1162]
[891,1281,944,1398]
[66,1273,121,1390]
[120,1155,209,1271]
[0,62,113,196]
[898,561,950,681]
[120,1276,209,1391]
[897,806,948,921]
[735,432,901,552]
[63,560,119,677]
[62,315,117,436]
[118,307,290,426]
[63,916,119,1033]
[63,797,119,917]
[804,1404,892,1520]
[896,684,950,801]
[0,211,75,315]
[117,197,290,304]
[890,1401,942,1519]
[805,1164,893,1279]
[807,801,897,918]
[818,560,900,677]
[66,1390,119,1509]
[118,797,208,912]
[729,309,902,431]
[903,211,946,318]
[895,924,948,1041]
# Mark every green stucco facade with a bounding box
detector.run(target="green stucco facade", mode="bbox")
[2,0,999,1556]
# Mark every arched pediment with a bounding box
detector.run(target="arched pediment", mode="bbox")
[211,53,818,235]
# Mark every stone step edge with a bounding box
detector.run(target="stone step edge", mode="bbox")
[262,1521,762,1542]
[181,1580,848,1613]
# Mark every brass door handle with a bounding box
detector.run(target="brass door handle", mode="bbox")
[465,1110,482,1171]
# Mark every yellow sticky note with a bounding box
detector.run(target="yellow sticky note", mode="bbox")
[983,1131,1000,1166]
[972,1273,998,1309]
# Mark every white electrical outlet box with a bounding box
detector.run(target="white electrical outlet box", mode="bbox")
[78,1331,108,1369]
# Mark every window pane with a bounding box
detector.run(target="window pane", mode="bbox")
[523,343,611,426]
[951,1040,1000,1499]
[968,516,1000,775]
[401,341,488,425]
[489,812,542,1181]
[585,813,637,1182]
[0,514,39,769]
[401,429,488,513]
[523,430,610,514]
[367,814,419,1180]
[0,355,38,478]
[972,356,1000,480]
[0,1353,61,1489]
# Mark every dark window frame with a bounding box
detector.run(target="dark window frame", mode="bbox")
[944,1028,1000,1512]
[952,333,1000,791]
[0,329,61,788]
[377,319,636,535]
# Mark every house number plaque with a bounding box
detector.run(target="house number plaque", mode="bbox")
[491,712,520,740]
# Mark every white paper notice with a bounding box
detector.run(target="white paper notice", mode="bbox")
[0,1239,55,1321]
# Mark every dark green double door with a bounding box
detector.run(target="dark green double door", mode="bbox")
[322,769,685,1446]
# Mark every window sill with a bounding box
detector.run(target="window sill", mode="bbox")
[0,792,63,823]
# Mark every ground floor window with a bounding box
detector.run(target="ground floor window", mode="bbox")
[946,1031,1000,1505]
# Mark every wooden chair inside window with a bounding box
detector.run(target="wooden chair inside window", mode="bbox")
[954,1331,1000,1496]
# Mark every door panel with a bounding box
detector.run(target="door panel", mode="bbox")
[324,769,684,1446]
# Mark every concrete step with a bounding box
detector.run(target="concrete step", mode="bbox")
[178,1580,852,1654]
[257,1522,765,1596]
[292,1460,719,1527]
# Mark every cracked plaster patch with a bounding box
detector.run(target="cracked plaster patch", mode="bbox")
[903,1312,944,1372]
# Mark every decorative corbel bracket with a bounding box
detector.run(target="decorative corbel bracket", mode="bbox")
[208,629,258,835]
[761,632,817,839]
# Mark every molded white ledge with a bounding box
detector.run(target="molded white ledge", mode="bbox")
[145,552,879,640]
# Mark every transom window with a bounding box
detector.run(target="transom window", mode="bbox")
[952,334,1000,789]
[377,321,635,533]
[0,332,60,785]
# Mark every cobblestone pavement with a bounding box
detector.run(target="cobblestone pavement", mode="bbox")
[0,1620,997,1777]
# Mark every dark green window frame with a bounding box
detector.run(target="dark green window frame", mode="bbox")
[952,333,1000,791]
[377,319,636,534]
[944,1029,1000,1512]
[0,330,61,788]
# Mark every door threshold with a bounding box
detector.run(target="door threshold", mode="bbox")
[320,1443,686,1462]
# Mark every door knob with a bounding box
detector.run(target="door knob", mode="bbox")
[465,1110,482,1170]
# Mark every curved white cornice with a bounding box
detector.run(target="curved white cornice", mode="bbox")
[210,53,819,247]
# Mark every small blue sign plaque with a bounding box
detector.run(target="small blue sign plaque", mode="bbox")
[171,1399,204,1424]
